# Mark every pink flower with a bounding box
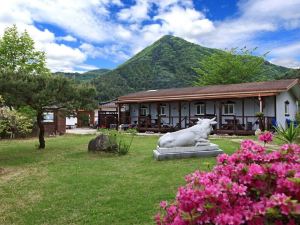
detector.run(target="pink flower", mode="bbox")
[160,201,168,209]
[258,131,273,144]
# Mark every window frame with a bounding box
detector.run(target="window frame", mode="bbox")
[195,103,205,116]
[160,104,167,116]
[223,103,235,115]
[140,106,148,116]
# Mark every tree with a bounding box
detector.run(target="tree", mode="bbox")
[0,25,48,75]
[0,25,96,148]
[194,47,267,86]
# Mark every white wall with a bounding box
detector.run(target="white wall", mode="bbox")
[276,91,298,128]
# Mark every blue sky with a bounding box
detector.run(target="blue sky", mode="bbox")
[0,0,300,72]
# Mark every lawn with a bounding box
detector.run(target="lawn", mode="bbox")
[0,134,242,225]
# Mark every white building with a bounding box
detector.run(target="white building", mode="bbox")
[117,79,300,134]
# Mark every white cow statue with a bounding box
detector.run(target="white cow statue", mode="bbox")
[158,118,217,148]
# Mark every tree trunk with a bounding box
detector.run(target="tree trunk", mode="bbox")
[37,112,45,149]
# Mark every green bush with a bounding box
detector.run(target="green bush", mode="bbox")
[101,129,136,155]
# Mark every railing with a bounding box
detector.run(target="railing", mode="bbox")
[219,115,275,131]
[119,115,275,133]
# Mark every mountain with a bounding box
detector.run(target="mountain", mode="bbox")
[54,68,110,82]
[91,35,296,101]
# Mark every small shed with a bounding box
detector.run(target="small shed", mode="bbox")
[43,108,66,135]
[98,101,118,129]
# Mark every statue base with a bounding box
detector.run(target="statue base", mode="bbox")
[153,143,223,161]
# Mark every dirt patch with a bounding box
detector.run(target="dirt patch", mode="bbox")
[0,167,6,175]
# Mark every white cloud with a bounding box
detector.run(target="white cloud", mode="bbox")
[80,43,130,62]
[269,42,300,68]
[118,0,150,22]
[270,58,300,69]
[1,0,300,71]
[56,35,77,42]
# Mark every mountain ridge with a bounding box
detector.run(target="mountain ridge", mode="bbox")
[92,35,296,101]
[57,35,298,101]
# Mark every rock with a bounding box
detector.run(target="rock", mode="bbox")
[88,134,117,152]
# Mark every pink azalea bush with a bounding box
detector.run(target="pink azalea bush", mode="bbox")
[258,131,273,145]
[155,139,300,225]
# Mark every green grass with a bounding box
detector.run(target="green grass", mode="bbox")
[0,134,241,225]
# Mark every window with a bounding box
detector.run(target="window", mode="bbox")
[43,112,54,122]
[195,103,205,115]
[160,104,166,116]
[223,103,235,115]
[140,106,148,116]
[285,101,289,115]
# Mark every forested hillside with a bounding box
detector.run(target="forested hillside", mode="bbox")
[58,35,297,101]
[92,35,295,101]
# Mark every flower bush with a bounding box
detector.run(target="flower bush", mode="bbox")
[155,139,300,225]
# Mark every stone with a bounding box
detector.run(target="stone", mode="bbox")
[88,134,117,152]
[153,143,223,160]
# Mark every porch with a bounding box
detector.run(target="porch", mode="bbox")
[117,97,276,135]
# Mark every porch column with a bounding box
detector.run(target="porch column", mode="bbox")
[213,101,216,115]
[128,104,131,124]
[168,103,171,125]
[178,101,182,129]
[148,103,151,128]
[117,103,122,130]
[157,102,161,131]
[274,95,277,119]
[188,101,191,126]
[137,103,140,130]
[242,99,245,126]
[218,102,222,129]
[258,95,263,113]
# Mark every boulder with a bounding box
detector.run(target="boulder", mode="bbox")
[88,134,117,152]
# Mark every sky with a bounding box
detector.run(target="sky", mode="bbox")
[0,0,300,72]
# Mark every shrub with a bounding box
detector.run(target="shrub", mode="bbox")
[155,139,300,225]
[100,129,136,155]
[0,97,33,138]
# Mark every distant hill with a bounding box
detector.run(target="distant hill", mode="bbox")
[92,35,296,101]
[54,68,110,82]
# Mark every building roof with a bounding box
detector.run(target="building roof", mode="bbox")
[99,100,117,111]
[117,79,300,103]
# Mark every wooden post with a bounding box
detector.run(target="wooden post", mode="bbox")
[178,101,182,129]
[137,103,140,130]
[214,101,216,115]
[157,102,161,131]
[188,101,191,127]
[234,115,237,134]
[169,103,171,125]
[219,102,222,129]
[117,103,121,130]
[128,104,131,124]
[242,99,245,128]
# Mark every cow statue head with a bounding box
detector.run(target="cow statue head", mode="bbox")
[196,117,217,133]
